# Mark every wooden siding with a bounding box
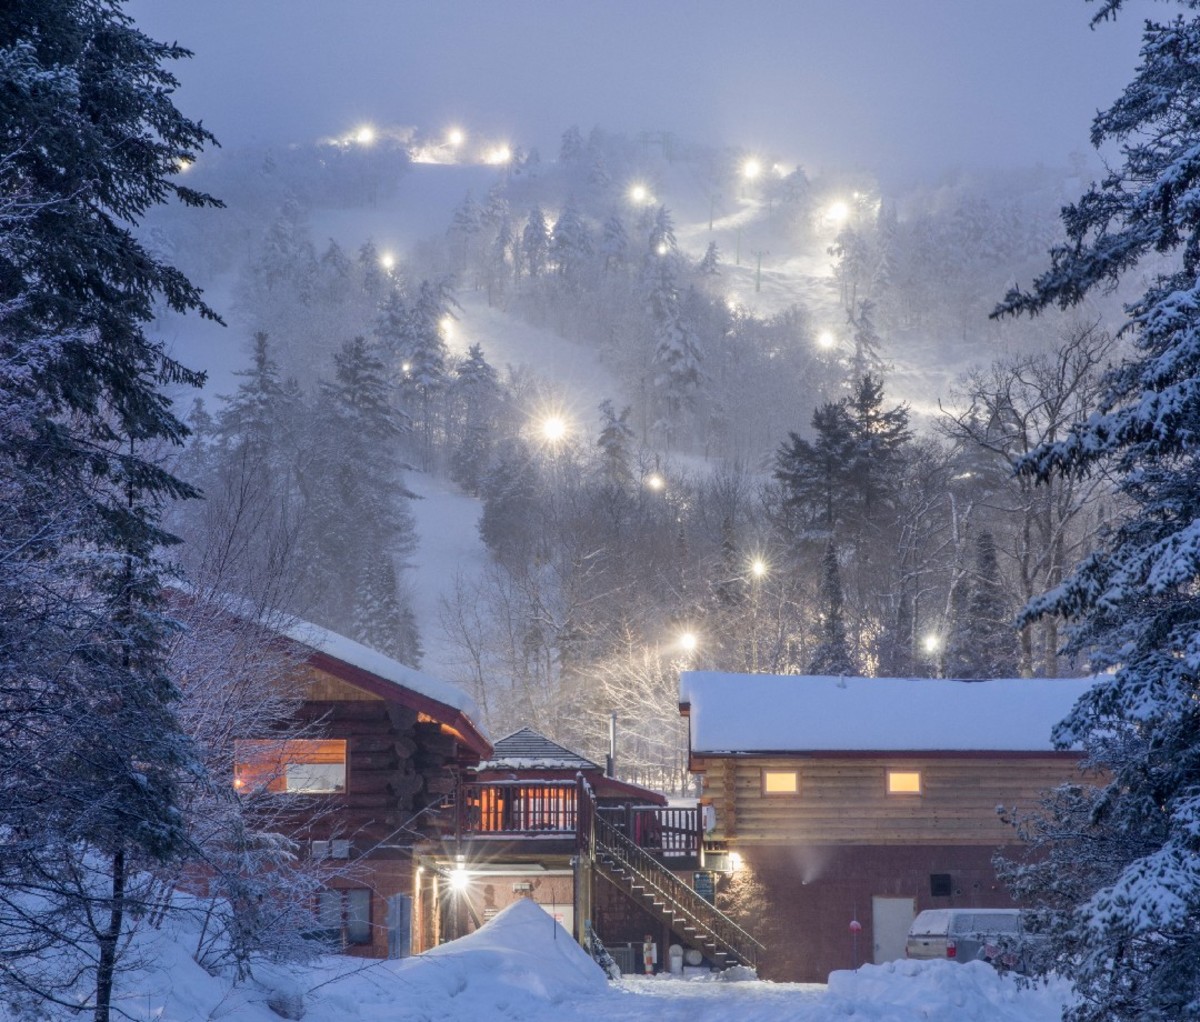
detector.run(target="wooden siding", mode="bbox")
[697,753,1082,846]
[298,663,381,702]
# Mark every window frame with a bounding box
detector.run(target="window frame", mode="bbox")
[886,768,922,795]
[234,738,348,795]
[317,887,372,946]
[761,768,800,796]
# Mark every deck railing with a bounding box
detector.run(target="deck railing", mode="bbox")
[458,780,578,835]
[457,779,700,858]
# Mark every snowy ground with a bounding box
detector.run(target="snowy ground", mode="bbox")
[79,899,1071,1022]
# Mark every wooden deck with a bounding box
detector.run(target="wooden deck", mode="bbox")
[456,780,702,861]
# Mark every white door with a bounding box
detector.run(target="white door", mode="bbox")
[872,896,915,963]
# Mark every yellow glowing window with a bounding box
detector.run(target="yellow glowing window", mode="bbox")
[762,770,799,794]
[887,769,922,794]
[234,739,347,794]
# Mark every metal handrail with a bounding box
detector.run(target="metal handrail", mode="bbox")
[592,810,763,967]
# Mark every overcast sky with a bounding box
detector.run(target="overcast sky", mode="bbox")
[128,0,1148,182]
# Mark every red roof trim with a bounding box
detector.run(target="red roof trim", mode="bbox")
[305,649,492,758]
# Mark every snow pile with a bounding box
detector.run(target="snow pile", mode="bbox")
[825,959,1072,1022]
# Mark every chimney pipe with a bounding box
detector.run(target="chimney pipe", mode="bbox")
[606,711,617,778]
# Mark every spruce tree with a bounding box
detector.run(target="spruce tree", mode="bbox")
[993,6,1200,1018]
[522,206,549,278]
[809,543,854,675]
[0,3,218,1017]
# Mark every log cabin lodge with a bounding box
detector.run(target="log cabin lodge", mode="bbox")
[233,612,1094,982]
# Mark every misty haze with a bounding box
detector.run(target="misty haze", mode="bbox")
[3,2,1197,1021]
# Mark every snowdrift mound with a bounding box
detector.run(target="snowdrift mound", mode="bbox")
[422,898,607,1001]
[313,899,607,1020]
[827,958,1071,1022]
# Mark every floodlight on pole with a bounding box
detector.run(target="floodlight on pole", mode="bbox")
[540,415,568,444]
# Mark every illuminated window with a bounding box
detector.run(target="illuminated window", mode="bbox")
[234,739,347,794]
[762,769,799,794]
[887,769,922,794]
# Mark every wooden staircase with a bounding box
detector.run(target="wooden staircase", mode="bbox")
[585,791,763,970]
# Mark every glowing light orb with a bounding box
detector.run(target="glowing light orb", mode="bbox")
[447,127,465,147]
[922,633,941,654]
[401,361,412,374]
[742,158,762,180]
[485,145,512,165]
[825,200,850,225]
[355,125,376,145]
[629,183,650,204]
[645,472,665,491]
[817,330,836,349]
[656,242,668,256]
[380,252,396,272]
[449,867,470,891]
[440,315,455,336]
[750,557,767,579]
[541,415,568,443]
[679,631,699,653]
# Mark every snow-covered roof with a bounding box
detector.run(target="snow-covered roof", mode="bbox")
[166,582,489,748]
[282,617,486,733]
[681,672,1097,754]
[478,727,598,772]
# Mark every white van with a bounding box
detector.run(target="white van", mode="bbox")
[905,909,1024,968]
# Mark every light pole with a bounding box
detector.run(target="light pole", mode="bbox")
[754,250,770,293]
[749,557,767,672]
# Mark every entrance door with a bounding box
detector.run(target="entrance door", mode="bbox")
[872,896,915,963]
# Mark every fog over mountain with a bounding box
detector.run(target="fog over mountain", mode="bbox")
[129,0,1144,184]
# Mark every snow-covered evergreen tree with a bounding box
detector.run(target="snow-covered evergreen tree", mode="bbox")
[559,124,584,163]
[0,4,219,1017]
[449,343,502,496]
[848,298,886,379]
[297,336,418,649]
[993,7,1200,1018]
[945,531,1016,678]
[596,398,636,490]
[550,200,593,288]
[522,206,550,278]
[809,543,854,674]
[448,190,483,278]
[600,211,629,272]
[644,246,702,449]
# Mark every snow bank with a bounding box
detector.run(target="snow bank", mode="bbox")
[826,959,1072,1022]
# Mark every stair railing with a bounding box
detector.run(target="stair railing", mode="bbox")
[590,796,763,968]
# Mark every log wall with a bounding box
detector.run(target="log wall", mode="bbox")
[696,753,1083,845]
